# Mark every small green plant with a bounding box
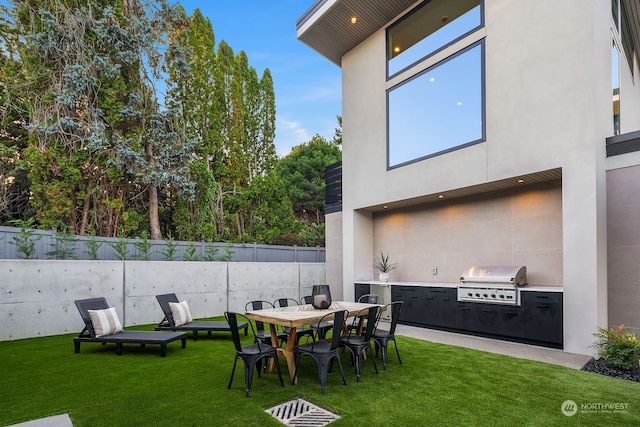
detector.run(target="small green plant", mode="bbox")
[84,235,103,260]
[133,232,152,261]
[46,229,78,259]
[220,244,234,262]
[183,242,198,261]
[591,324,640,369]
[201,243,235,261]
[109,234,129,260]
[8,218,42,259]
[161,237,178,261]
[373,252,398,272]
[202,243,220,261]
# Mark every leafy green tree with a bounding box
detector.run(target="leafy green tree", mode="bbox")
[167,8,219,241]
[277,134,342,224]
[9,0,195,239]
[238,172,297,244]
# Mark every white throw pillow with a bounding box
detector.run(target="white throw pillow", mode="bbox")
[169,300,193,326]
[88,307,123,337]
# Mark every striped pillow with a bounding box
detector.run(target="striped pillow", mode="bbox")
[169,300,193,327]
[88,307,123,337]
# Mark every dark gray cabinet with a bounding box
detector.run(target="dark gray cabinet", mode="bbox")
[391,286,456,328]
[423,288,456,328]
[364,283,563,348]
[522,291,563,345]
[392,286,422,324]
[354,283,370,302]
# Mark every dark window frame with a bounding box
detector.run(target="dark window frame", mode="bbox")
[386,0,485,80]
[386,40,486,170]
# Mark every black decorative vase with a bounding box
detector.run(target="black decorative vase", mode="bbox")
[311,285,332,309]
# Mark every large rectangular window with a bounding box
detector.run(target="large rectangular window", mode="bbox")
[388,42,484,168]
[387,0,482,78]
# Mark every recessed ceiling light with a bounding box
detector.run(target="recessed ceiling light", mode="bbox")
[438,194,444,199]
[517,179,525,183]
[394,46,400,53]
[350,16,357,24]
[383,205,388,209]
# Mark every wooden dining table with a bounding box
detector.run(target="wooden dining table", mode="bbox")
[244,300,380,382]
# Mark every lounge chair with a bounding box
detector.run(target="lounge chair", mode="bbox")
[74,297,186,357]
[155,293,248,340]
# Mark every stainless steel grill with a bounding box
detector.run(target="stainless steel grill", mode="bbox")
[457,266,528,305]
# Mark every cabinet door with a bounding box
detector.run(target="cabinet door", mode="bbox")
[523,292,563,345]
[455,303,479,331]
[392,286,420,324]
[436,288,457,328]
[421,289,439,326]
[354,283,370,302]
[495,306,525,338]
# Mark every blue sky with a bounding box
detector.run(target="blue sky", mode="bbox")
[179,0,342,156]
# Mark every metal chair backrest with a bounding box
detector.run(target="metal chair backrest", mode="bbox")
[244,300,275,332]
[300,295,313,305]
[310,310,347,351]
[358,293,380,304]
[224,311,245,353]
[348,306,380,340]
[274,298,299,308]
[386,301,404,335]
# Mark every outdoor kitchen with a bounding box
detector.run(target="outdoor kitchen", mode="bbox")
[356,265,564,349]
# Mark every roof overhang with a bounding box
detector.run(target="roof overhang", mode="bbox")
[298,1,640,67]
[296,0,419,67]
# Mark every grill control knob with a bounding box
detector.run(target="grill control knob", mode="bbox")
[475,293,480,297]
[482,293,488,298]
[499,294,505,299]
[490,294,496,298]
[467,292,473,297]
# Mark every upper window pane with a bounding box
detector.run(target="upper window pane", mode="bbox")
[388,43,484,168]
[387,0,481,77]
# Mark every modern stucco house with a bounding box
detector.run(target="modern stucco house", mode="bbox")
[297,0,640,356]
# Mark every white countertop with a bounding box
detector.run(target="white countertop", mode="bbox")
[356,281,563,292]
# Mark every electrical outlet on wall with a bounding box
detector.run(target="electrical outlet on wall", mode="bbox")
[432,267,438,275]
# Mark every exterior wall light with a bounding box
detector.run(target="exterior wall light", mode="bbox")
[350,16,357,24]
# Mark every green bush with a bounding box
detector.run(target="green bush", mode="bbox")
[591,324,640,369]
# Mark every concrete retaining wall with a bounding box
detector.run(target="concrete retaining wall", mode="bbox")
[0,260,327,341]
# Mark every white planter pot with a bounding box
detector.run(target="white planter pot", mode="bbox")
[378,271,390,282]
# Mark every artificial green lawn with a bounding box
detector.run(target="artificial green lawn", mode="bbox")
[1,320,639,427]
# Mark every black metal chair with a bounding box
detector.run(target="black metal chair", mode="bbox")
[274,298,315,344]
[301,295,333,339]
[340,305,380,381]
[224,311,284,397]
[372,301,404,370]
[244,300,287,347]
[348,293,381,333]
[292,310,348,394]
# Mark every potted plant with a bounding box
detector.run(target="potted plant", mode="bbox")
[373,252,398,282]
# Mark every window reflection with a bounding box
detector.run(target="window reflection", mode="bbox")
[612,42,620,135]
[387,0,481,78]
[388,42,484,168]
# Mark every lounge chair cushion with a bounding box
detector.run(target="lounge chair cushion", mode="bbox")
[88,307,123,337]
[169,301,193,326]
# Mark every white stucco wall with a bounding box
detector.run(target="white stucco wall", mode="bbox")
[338,0,613,355]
